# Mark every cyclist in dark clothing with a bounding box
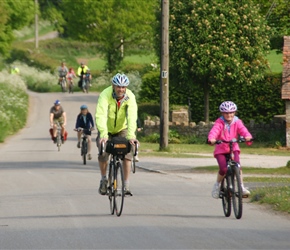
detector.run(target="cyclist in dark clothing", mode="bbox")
[75,104,95,160]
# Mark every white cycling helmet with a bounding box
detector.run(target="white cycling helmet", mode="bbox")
[219,101,237,112]
[112,73,130,87]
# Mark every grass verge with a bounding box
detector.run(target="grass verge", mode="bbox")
[250,186,290,214]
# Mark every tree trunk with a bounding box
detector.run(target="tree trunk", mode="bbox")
[203,80,210,123]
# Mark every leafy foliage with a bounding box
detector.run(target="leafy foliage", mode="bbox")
[60,0,157,71]
[253,0,290,50]
[0,0,34,57]
[167,0,271,121]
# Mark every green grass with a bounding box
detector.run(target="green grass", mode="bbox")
[251,186,290,214]
[139,142,290,157]
[88,58,107,71]
[87,53,156,71]
[244,177,290,183]
[266,49,283,73]
[191,166,290,175]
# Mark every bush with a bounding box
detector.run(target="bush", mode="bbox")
[13,62,58,92]
[0,71,28,142]
[139,71,160,102]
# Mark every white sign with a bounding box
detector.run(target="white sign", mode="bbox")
[162,71,168,78]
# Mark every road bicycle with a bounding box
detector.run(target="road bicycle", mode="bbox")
[212,138,253,219]
[74,128,92,165]
[60,76,67,93]
[131,143,139,173]
[100,139,138,217]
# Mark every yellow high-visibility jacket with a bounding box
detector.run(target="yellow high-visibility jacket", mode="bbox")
[95,86,137,139]
[77,65,89,76]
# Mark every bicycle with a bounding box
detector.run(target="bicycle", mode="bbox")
[211,138,253,219]
[100,139,137,217]
[68,79,74,94]
[60,76,67,93]
[83,78,90,93]
[74,128,92,165]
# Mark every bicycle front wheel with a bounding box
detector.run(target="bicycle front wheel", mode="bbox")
[131,158,136,174]
[108,163,115,215]
[82,140,87,165]
[114,161,124,216]
[221,175,231,217]
[232,165,243,219]
[57,134,61,151]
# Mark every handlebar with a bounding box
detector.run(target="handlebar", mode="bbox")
[74,127,94,132]
[99,140,139,156]
[207,138,254,145]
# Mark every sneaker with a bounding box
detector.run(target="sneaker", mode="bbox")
[99,179,108,195]
[77,141,80,148]
[88,154,92,160]
[134,155,139,162]
[242,187,251,197]
[53,137,57,144]
[61,137,65,144]
[124,188,133,196]
[212,182,220,199]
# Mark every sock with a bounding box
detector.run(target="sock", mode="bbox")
[124,180,129,189]
[102,175,107,181]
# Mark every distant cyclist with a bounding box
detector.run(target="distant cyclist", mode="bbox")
[75,104,95,160]
[77,62,89,91]
[95,73,138,196]
[58,62,68,85]
[67,68,76,93]
[49,100,67,144]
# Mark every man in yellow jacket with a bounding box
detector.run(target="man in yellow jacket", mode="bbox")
[95,73,138,196]
[77,62,89,90]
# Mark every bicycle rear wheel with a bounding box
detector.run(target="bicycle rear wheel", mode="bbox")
[221,175,231,217]
[61,79,66,92]
[114,161,124,216]
[232,165,243,219]
[108,163,115,215]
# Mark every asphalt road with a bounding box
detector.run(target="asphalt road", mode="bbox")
[0,91,289,250]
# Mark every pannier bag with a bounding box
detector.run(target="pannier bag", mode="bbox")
[106,137,131,157]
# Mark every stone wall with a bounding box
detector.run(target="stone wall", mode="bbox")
[143,119,285,138]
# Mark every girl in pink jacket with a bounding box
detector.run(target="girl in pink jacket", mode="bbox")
[208,101,252,199]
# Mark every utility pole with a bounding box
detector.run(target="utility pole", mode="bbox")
[160,0,169,150]
[35,0,39,49]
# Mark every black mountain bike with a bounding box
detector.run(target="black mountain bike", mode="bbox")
[100,139,137,217]
[213,138,253,219]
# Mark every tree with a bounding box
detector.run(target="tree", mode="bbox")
[38,0,65,33]
[252,0,290,50]
[169,0,271,122]
[0,0,34,57]
[61,0,157,71]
